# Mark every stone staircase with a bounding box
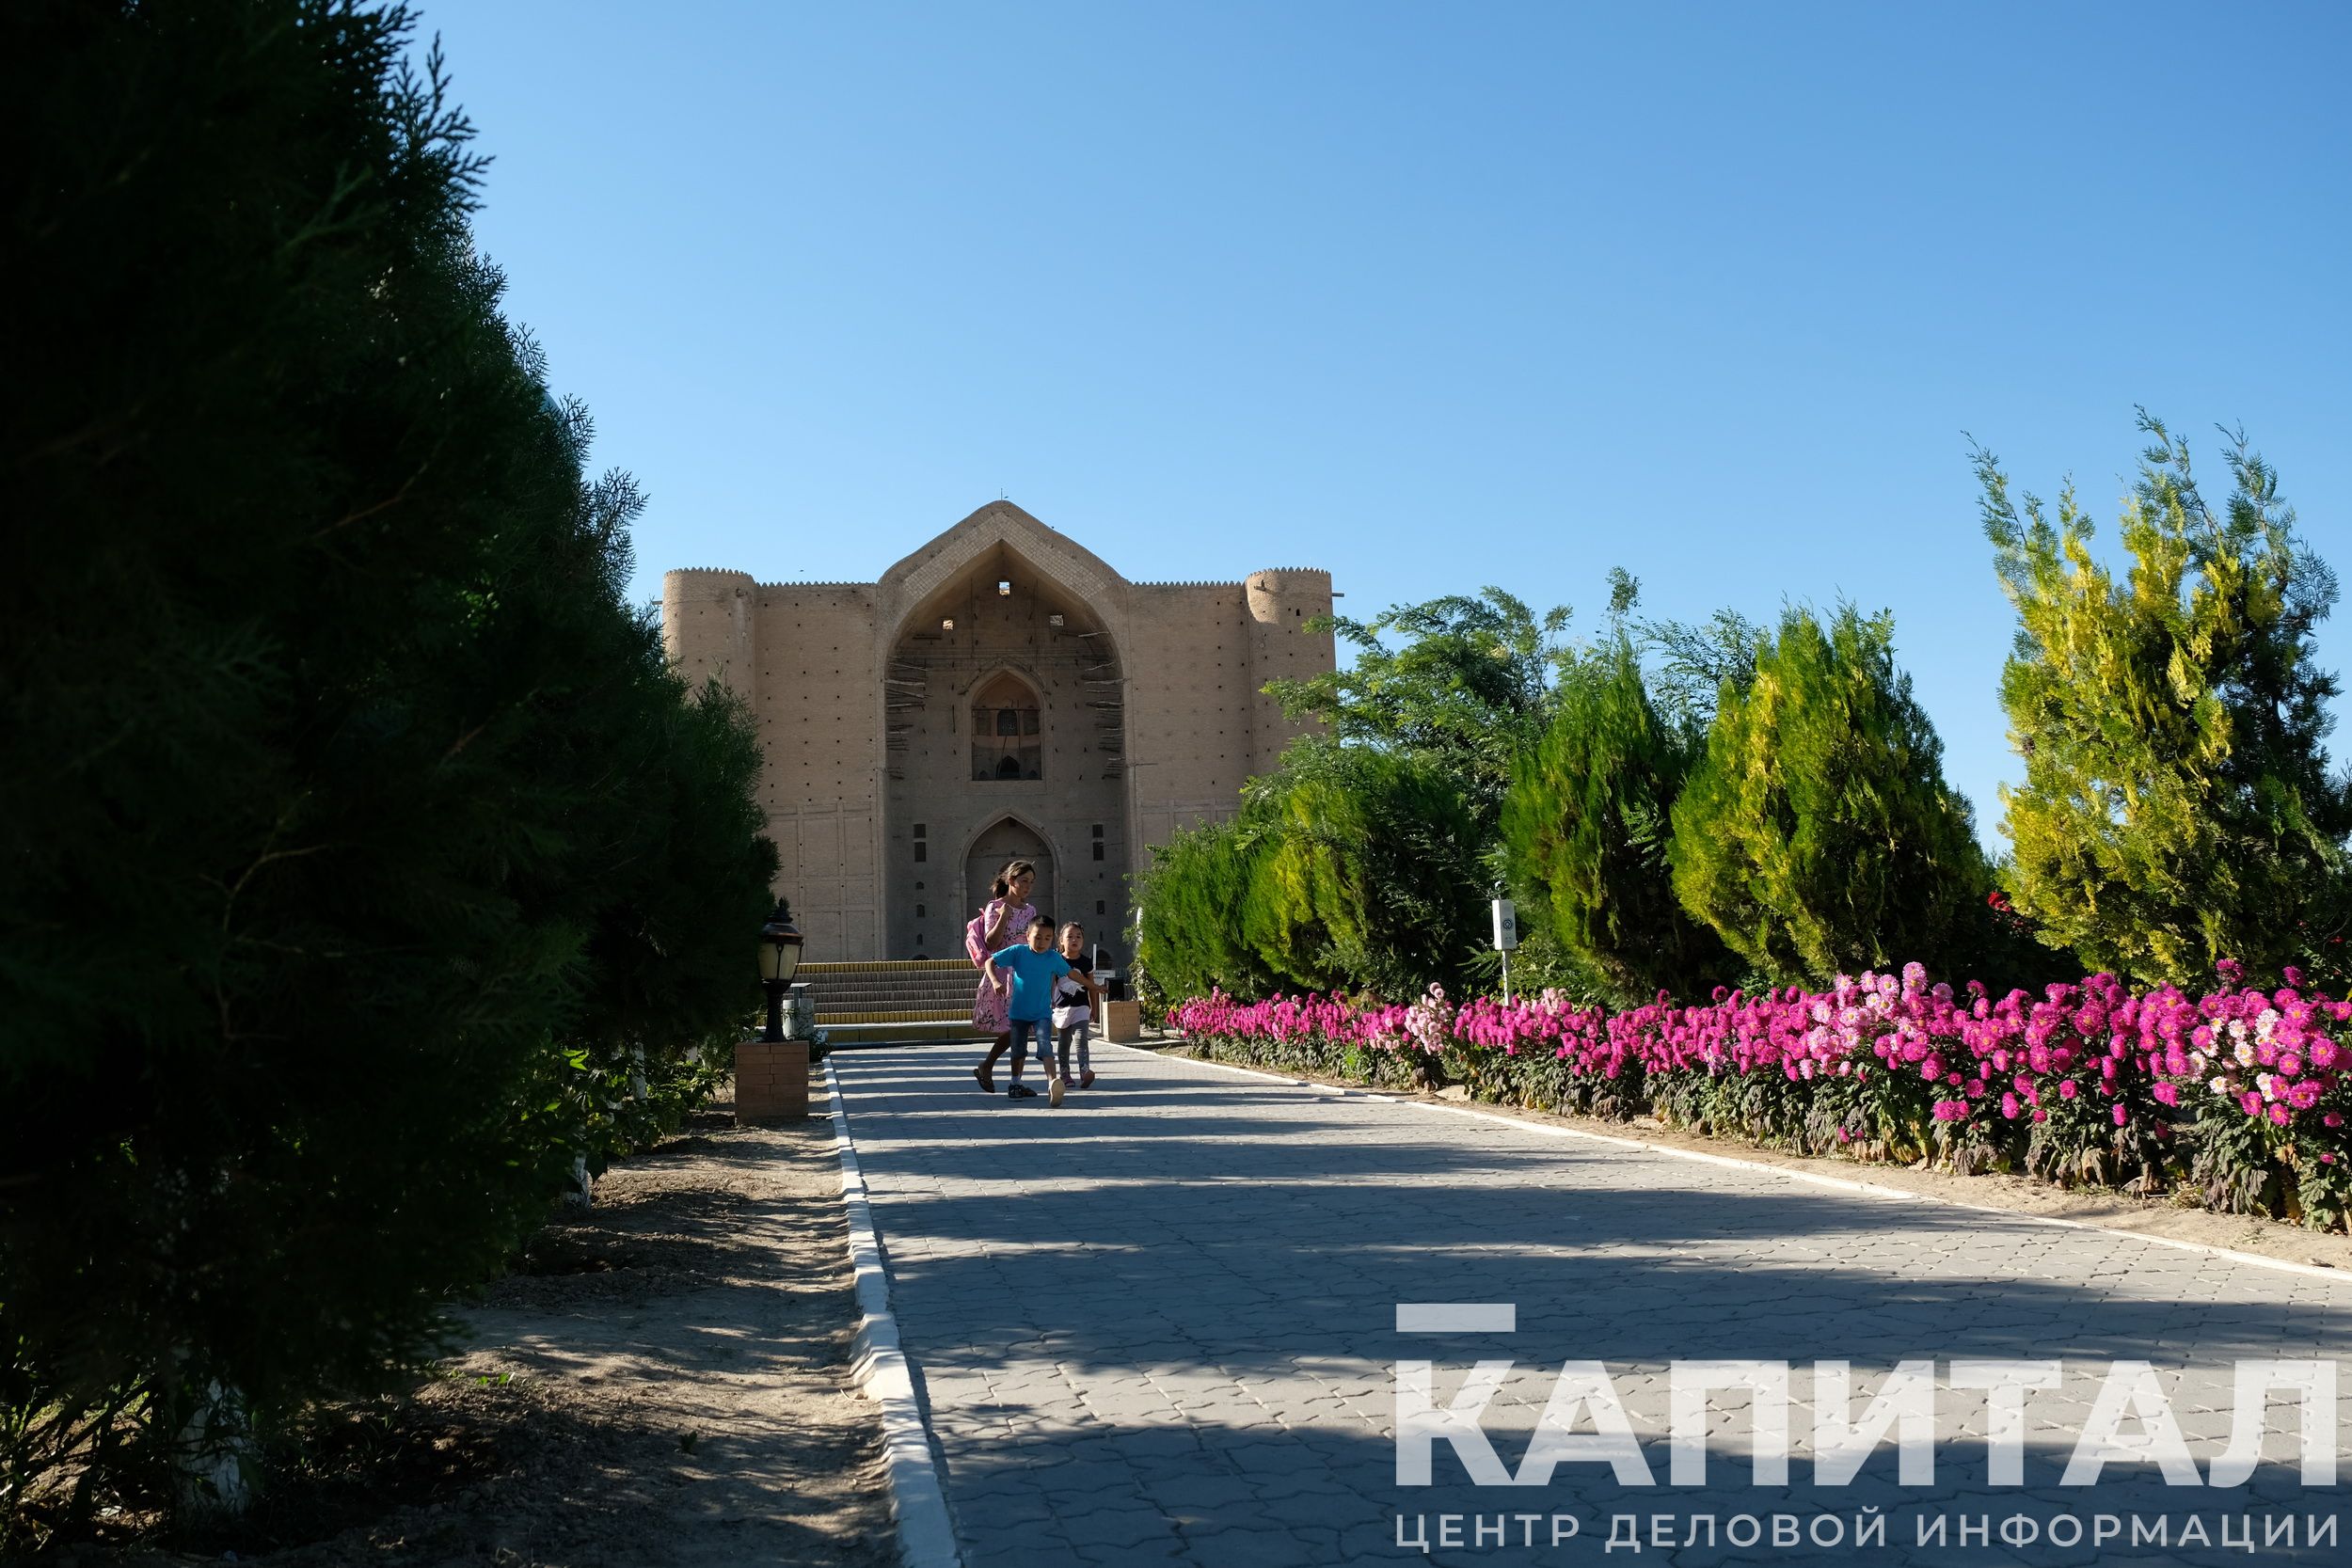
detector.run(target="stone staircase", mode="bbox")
[798,959,988,1046]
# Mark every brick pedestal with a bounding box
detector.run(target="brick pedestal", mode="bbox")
[734,1038,810,1123]
[1102,1000,1144,1044]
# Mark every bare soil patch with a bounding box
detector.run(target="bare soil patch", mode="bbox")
[64,1092,892,1568]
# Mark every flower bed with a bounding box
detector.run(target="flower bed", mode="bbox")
[1168,962,2352,1230]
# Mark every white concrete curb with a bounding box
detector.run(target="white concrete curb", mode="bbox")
[1115,1041,2352,1285]
[824,1056,964,1568]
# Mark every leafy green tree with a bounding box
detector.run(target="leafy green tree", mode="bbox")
[1668,606,1989,983]
[1503,637,1737,1005]
[1134,816,1278,1005]
[1136,740,1485,1003]
[1236,740,1488,999]
[1263,587,1572,824]
[1636,606,1768,735]
[1978,415,2352,984]
[0,0,771,1535]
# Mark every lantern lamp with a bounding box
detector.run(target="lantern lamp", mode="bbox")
[758,898,804,1041]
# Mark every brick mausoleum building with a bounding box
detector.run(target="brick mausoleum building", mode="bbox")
[661,501,1335,964]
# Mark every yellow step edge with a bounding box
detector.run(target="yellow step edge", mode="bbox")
[823,1022,991,1041]
[818,1007,982,1025]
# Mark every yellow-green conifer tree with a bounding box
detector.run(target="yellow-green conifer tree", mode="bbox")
[1977,415,2351,985]
[1667,607,1988,983]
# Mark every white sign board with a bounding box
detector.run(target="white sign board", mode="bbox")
[1491,898,1518,952]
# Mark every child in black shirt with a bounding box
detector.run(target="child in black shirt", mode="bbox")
[1049,921,1105,1100]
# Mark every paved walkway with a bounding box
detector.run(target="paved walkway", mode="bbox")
[830,1044,2352,1568]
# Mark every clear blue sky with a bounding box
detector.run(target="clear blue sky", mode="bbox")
[425,1,2352,846]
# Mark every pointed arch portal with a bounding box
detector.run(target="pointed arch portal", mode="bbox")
[881,535,1127,960]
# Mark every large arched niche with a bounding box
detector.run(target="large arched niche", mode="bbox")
[880,542,1131,960]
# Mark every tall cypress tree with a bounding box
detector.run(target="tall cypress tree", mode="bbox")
[1,0,773,1531]
[1978,415,2352,984]
[1668,606,1988,983]
[1502,637,1735,1005]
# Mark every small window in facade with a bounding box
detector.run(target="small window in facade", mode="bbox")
[1096,900,1106,914]
[1093,842,1104,861]
[996,579,1012,596]
[1090,824,1104,839]
[914,842,927,862]
[971,672,1043,781]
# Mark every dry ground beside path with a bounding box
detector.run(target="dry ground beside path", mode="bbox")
[93,1097,893,1568]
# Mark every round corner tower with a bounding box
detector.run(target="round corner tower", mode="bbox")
[661,568,758,694]
[1245,567,1336,772]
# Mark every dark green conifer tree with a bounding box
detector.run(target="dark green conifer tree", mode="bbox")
[1,1,772,1531]
[1502,637,1736,1005]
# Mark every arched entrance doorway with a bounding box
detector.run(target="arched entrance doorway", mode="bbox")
[965,817,1056,935]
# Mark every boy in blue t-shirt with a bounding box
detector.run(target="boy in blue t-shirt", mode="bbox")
[985,915,1072,1101]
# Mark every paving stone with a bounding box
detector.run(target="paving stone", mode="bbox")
[1177,1524,1343,1568]
[1056,1504,1185,1550]
[1073,1538,1186,1567]
[1138,1472,1263,1510]
[834,1045,2352,1568]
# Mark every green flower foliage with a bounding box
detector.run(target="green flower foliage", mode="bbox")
[1502,638,1736,1006]
[1136,741,1485,1003]
[1977,415,2352,986]
[0,0,773,1534]
[1668,607,1988,984]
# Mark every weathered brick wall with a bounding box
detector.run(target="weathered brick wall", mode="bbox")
[663,502,1332,963]
[1247,568,1337,775]
[1123,582,1256,851]
[753,585,882,963]
[660,568,755,691]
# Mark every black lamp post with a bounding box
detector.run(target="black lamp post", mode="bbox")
[758,897,804,1042]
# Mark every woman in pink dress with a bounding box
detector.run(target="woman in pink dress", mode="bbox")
[967,860,1038,1093]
